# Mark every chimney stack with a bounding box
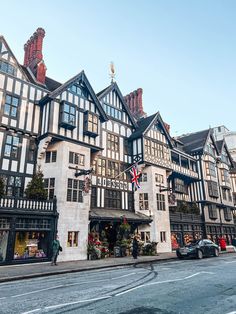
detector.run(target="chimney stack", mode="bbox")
[23,28,46,84]
[164,122,170,133]
[125,88,146,120]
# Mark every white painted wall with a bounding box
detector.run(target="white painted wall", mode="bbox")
[39,141,91,261]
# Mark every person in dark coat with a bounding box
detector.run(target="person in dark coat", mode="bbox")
[51,235,61,266]
[231,237,236,247]
[132,236,139,259]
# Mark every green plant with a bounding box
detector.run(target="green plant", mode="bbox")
[25,167,47,200]
[142,242,158,256]
[189,202,200,214]
[119,221,131,239]
[177,201,189,213]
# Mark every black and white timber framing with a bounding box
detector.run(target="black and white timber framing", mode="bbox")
[0,31,235,264]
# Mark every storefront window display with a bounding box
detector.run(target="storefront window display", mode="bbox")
[171,232,182,249]
[14,231,49,259]
[0,231,9,262]
[183,233,194,245]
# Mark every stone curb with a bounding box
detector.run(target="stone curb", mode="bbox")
[0,256,177,283]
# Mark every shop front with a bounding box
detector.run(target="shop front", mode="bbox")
[170,212,204,250]
[89,208,152,258]
[0,197,58,265]
[206,224,236,245]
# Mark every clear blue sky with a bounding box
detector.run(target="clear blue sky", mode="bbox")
[1,0,236,135]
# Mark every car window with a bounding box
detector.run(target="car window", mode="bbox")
[203,240,213,245]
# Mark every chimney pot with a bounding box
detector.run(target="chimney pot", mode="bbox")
[125,88,146,119]
[23,28,46,84]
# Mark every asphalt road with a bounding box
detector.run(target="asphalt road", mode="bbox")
[0,255,236,314]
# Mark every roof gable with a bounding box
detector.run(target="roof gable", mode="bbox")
[97,82,137,128]
[0,36,29,81]
[178,129,210,155]
[40,70,108,122]
[179,129,221,156]
[129,111,173,147]
[204,132,219,156]
[217,139,234,167]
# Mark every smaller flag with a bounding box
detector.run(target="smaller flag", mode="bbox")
[130,164,141,189]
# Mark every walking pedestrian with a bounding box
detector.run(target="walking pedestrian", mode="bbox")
[232,237,236,247]
[132,236,139,259]
[219,236,227,252]
[51,235,61,266]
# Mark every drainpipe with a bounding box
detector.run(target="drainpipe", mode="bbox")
[198,155,207,238]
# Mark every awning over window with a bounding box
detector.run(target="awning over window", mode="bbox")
[89,209,152,224]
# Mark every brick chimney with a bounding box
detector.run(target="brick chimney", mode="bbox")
[125,88,146,120]
[164,122,170,133]
[23,28,47,84]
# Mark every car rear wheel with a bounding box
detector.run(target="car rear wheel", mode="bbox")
[197,250,203,259]
[213,248,219,257]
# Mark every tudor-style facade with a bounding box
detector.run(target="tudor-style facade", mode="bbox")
[179,130,236,244]
[168,139,202,249]
[1,28,235,264]
[89,83,151,252]
[38,70,109,262]
[0,30,58,264]
[128,112,173,252]
[0,28,153,263]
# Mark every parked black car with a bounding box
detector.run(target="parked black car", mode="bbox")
[176,239,219,259]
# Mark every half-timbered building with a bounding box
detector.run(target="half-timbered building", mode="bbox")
[178,130,236,243]
[1,27,235,264]
[127,112,174,252]
[90,83,152,253]
[168,138,202,249]
[0,29,58,264]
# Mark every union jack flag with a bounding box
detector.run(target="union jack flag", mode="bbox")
[130,164,141,189]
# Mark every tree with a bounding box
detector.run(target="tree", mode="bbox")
[0,177,5,198]
[25,168,47,200]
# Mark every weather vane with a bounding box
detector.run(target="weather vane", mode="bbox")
[109,61,115,83]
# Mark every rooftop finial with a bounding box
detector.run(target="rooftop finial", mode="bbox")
[109,61,115,83]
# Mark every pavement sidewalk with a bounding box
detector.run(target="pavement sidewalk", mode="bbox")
[0,252,177,283]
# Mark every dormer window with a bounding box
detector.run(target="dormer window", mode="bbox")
[59,101,76,130]
[84,111,98,137]
[69,84,88,98]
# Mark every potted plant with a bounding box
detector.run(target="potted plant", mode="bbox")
[142,241,158,256]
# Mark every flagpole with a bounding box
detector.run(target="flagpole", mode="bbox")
[113,160,142,180]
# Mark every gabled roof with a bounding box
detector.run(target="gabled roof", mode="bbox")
[0,35,29,82]
[39,70,108,122]
[129,113,156,140]
[216,139,234,167]
[97,82,137,128]
[129,112,173,147]
[178,129,214,155]
[0,35,58,92]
